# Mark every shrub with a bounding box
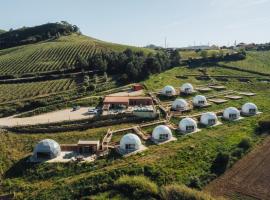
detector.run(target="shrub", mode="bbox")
[238,137,251,151]
[161,184,216,200]
[114,175,159,200]
[210,152,230,175]
[231,148,244,159]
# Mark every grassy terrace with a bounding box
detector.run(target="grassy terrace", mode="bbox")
[1,64,269,199]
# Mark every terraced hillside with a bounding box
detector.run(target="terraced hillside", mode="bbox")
[0,79,76,104]
[221,51,270,75]
[0,34,152,76]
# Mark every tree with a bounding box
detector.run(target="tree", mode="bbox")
[170,50,181,66]
[62,61,70,70]
[76,54,88,69]
[200,50,208,59]
[104,72,108,82]
[211,152,230,175]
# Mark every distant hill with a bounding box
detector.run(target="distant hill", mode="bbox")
[0,34,153,76]
[0,29,6,35]
[0,22,79,49]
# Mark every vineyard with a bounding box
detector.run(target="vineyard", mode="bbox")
[0,34,152,76]
[0,78,76,104]
[221,51,270,75]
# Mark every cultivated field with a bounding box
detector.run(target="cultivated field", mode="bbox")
[0,34,153,76]
[0,78,76,104]
[205,136,270,200]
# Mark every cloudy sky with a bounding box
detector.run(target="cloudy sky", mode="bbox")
[1,0,270,47]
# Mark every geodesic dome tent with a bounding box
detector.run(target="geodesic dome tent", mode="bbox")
[33,139,61,160]
[172,98,189,111]
[223,107,240,120]
[241,103,258,116]
[192,95,207,107]
[179,117,197,133]
[152,125,172,142]
[180,83,194,94]
[161,85,176,96]
[200,112,218,126]
[120,133,142,153]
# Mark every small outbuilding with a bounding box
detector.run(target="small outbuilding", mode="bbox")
[200,112,218,126]
[119,133,142,154]
[179,117,197,133]
[193,95,207,107]
[161,85,176,96]
[241,103,258,116]
[223,107,240,121]
[33,139,61,160]
[180,83,194,94]
[152,125,172,143]
[172,98,189,111]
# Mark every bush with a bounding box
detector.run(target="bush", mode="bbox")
[231,148,244,159]
[161,184,216,200]
[238,137,251,151]
[114,175,159,200]
[210,152,230,175]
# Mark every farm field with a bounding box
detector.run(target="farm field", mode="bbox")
[205,136,270,200]
[0,78,76,104]
[1,64,270,199]
[221,51,270,75]
[0,34,153,76]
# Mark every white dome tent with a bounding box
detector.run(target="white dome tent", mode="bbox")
[223,107,240,121]
[33,139,61,160]
[152,125,172,143]
[172,99,189,111]
[179,118,197,133]
[192,95,207,107]
[180,83,194,94]
[200,112,218,126]
[161,85,176,96]
[120,133,142,154]
[241,103,258,116]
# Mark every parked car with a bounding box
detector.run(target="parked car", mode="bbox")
[72,105,80,111]
[88,108,98,114]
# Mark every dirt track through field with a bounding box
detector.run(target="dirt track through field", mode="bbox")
[205,136,270,200]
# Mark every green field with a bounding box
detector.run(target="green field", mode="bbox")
[1,62,270,199]
[0,34,153,76]
[221,51,270,75]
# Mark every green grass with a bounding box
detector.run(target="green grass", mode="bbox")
[0,34,153,76]
[0,63,270,199]
[0,29,6,34]
[221,51,270,75]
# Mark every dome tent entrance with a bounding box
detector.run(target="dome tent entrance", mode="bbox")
[179,118,197,133]
[33,139,61,160]
[152,125,172,143]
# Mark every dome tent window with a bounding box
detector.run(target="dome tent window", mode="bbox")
[159,133,169,140]
[125,144,135,150]
[229,113,237,119]
[208,119,216,125]
[186,125,195,132]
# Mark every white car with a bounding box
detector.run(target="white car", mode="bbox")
[88,108,98,114]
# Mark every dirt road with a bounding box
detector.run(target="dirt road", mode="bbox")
[0,107,93,127]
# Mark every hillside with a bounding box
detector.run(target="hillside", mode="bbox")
[0,29,6,35]
[0,34,153,76]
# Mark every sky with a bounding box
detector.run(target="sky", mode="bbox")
[1,0,270,47]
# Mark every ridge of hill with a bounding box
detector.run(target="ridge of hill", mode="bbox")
[0,34,153,76]
[0,29,6,35]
